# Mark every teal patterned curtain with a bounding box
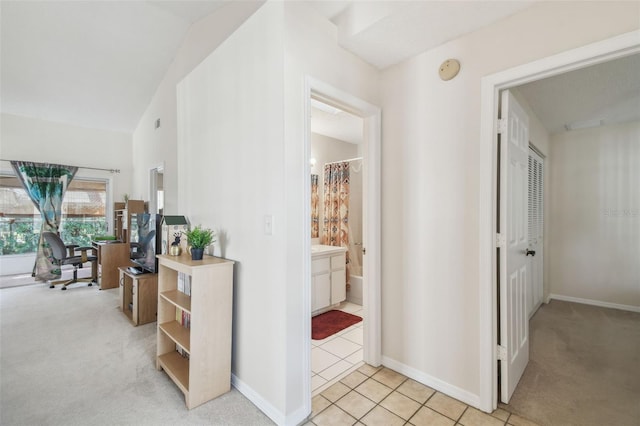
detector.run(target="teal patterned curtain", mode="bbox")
[11,161,78,280]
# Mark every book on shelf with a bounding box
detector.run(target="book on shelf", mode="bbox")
[175,343,190,359]
[174,306,191,329]
[177,272,191,296]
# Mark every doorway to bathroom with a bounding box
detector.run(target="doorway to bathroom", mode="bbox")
[309,97,365,394]
[304,77,381,399]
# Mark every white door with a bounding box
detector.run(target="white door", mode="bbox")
[499,90,530,403]
[527,149,544,317]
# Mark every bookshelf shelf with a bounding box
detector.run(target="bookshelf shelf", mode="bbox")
[159,290,191,312]
[157,352,189,393]
[159,321,191,353]
[155,253,234,409]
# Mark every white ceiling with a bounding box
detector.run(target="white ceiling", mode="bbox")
[0,1,229,133]
[311,100,363,144]
[311,0,536,69]
[1,1,638,136]
[515,53,640,134]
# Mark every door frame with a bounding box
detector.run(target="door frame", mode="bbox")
[478,30,640,412]
[303,76,382,379]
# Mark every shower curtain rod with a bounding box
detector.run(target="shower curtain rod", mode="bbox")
[0,159,120,174]
[324,157,363,166]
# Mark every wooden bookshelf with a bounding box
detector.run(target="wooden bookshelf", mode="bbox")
[114,199,145,243]
[155,253,234,409]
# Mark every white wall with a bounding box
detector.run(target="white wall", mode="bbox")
[176,2,379,423]
[0,113,132,274]
[177,1,288,419]
[380,1,639,406]
[548,121,640,309]
[310,133,358,177]
[131,1,263,214]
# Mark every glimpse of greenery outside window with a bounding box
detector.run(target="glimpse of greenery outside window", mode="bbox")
[0,175,108,255]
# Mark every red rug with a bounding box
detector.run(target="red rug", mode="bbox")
[312,310,362,340]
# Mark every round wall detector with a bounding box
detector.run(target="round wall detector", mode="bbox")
[439,59,460,81]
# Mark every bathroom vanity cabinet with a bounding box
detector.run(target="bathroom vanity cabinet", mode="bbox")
[311,245,347,315]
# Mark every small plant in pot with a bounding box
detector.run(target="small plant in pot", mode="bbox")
[183,225,216,260]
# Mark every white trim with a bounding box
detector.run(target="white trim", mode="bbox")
[231,374,308,426]
[148,162,165,215]
[548,294,640,313]
[301,77,313,419]
[382,356,481,408]
[479,30,640,412]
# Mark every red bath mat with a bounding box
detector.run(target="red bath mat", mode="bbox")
[312,310,362,340]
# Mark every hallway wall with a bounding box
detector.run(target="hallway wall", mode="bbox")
[380,1,640,405]
[548,121,640,309]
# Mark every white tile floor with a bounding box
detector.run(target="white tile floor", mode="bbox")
[312,302,364,395]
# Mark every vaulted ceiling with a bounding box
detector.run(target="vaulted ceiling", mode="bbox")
[1,1,638,137]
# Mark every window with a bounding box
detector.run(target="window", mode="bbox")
[0,175,108,255]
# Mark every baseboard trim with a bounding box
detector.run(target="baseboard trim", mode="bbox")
[548,294,640,313]
[231,374,309,426]
[381,356,481,409]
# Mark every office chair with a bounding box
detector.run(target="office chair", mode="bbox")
[43,232,98,290]
[130,230,155,260]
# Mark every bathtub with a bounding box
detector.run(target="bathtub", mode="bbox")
[347,274,363,305]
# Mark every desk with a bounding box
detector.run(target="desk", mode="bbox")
[92,241,131,289]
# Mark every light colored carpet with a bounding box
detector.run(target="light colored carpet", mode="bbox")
[0,283,274,425]
[503,300,640,426]
[0,268,94,290]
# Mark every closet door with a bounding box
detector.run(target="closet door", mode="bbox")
[527,148,544,317]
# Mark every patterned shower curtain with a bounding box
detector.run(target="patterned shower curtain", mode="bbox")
[11,161,78,280]
[322,162,351,287]
[311,174,319,238]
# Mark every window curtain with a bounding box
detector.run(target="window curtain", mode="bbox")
[11,161,78,280]
[322,162,351,287]
[311,174,319,238]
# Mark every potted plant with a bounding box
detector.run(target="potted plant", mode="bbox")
[183,225,215,260]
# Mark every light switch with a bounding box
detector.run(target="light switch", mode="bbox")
[264,215,274,235]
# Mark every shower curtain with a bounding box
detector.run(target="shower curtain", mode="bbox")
[311,174,319,238]
[322,161,350,287]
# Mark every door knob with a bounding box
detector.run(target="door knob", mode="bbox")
[526,249,536,257]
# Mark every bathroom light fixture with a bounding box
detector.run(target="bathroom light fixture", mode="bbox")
[564,119,604,131]
[310,158,317,167]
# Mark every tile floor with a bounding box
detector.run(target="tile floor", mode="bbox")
[307,364,540,426]
[312,302,364,394]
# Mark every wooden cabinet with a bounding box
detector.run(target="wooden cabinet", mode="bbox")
[311,246,347,315]
[119,268,158,326]
[156,254,234,409]
[114,200,145,243]
[93,241,131,289]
